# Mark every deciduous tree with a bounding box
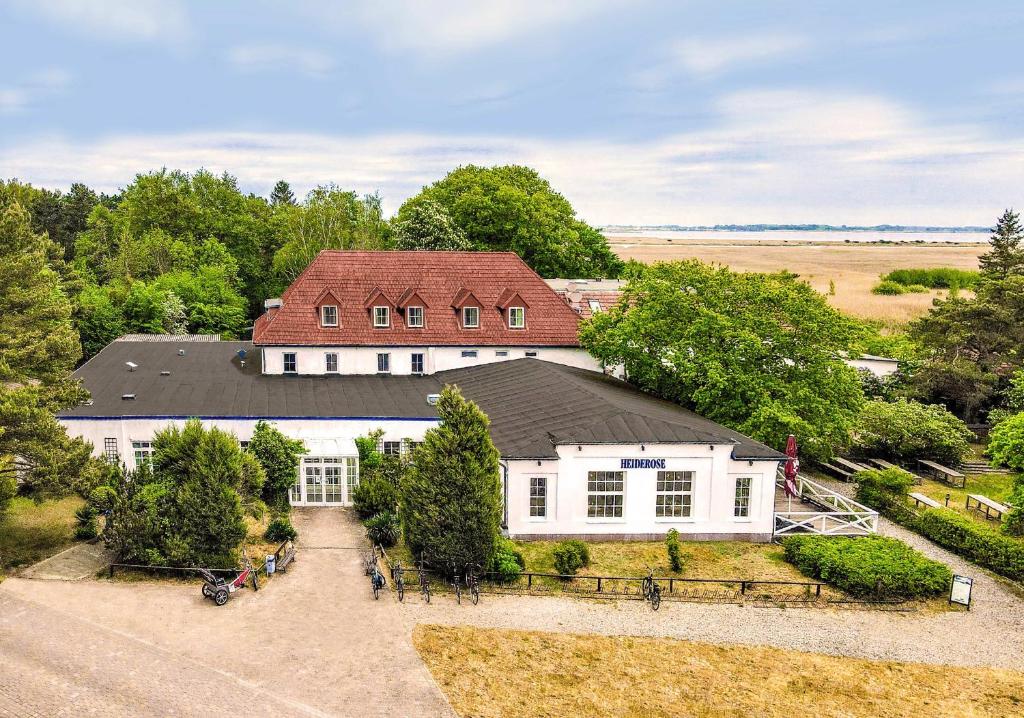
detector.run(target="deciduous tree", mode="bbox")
[246,420,305,509]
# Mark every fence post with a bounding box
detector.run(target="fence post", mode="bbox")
[669,578,674,593]
[816,583,821,597]
[741,581,747,595]
[597,577,602,593]
[109,564,114,579]
[528,573,532,589]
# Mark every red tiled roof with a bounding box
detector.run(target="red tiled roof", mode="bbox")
[253,251,584,346]
[557,289,622,319]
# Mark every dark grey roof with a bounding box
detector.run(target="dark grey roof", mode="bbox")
[62,339,783,461]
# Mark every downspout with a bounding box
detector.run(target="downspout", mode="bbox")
[499,459,509,536]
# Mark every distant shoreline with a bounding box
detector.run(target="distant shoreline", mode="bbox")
[606,236,989,248]
[601,224,991,234]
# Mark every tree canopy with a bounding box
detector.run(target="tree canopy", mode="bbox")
[246,420,305,509]
[396,165,623,278]
[391,198,471,251]
[579,261,865,460]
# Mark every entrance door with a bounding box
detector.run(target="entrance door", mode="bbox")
[305,465,323,503]
[324,464,343,504]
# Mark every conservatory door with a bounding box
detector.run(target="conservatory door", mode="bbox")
[324,462,344,504]
[304,464,324,504]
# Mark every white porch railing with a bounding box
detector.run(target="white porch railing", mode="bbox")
[774,473,878,536]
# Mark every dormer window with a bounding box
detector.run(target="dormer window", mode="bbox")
[321,305,338,327]
[462,306,480,329]
[373,306,390,328]
[508,306,525,329]
[407,306,424,328]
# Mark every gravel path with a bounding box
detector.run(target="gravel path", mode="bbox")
[397,494,1024,670]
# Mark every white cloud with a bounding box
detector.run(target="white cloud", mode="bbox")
[308,0,626,57]
[227,45,334,78]
[12,0,189,44]
[3,90,1021,225]
[0,68,71,115]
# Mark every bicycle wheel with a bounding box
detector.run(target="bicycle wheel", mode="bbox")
[455,584,461,605]
[397,579,405,602]
[372,577,380,600]
[651,587,661,611]
[423,582,431,603]
[641,576,652,598]
[471,584,480,605]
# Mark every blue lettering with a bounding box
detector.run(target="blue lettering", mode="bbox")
[619,458,667,469]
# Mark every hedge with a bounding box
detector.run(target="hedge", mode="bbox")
[781,535,951,598]
[880,268,980,289]
[914,508,1024,582]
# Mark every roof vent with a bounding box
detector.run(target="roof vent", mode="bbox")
[125,361,138,372]
[84,399,94,406]
[264,298,283,310]
[121,393,136,401]
[160,370,170,376]
[178,349,186,356]
[426,393,441,406]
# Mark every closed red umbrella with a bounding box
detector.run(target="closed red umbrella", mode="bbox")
[784,434,799,498]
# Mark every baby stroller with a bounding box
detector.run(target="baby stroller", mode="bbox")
[198,551,259,606]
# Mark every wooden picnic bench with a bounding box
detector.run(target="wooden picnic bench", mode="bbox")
[819,462,854,481]
[917,459,966,488]
[966,494,1010,521]
[908,492,941,509]
[833,457,872,475]
[275,540,296,573]
[867,458,923,484]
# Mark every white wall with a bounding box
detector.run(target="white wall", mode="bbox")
[845,357,899,377]
[505,443,779,541]
[260,345,602,376]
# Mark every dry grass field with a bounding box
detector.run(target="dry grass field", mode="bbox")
[415,625,1024,718]
[0,496,83,578]
[612,238,984,324]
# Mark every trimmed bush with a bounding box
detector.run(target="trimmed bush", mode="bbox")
[88,485,116,512]
[487,538,525,582]
[872,280,907,295]
[352,477,398,520]
[781,535,951,598]
[553,540,591,576]
[365,510,400,548]
[852,399,973,465]
[914,508,1024,582]
[854,468,914,515]
[264,517,298,542]
[666,528,683,572]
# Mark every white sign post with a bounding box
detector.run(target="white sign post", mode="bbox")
[949,575,973,609]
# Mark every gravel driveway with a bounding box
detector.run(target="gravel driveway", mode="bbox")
[396,515,1024,671]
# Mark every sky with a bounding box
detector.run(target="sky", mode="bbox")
[1,0,1023,226]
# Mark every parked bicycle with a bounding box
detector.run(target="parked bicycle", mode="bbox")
[363,548,378,576]
[418,558,431,603]
[449,562,463,604]
[465,564,481,605]
[369,559,387,600]
[641,568,661,611]
[392,561,405,602]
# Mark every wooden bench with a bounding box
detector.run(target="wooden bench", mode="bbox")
[833,457,872,475]
[966,494,1010,521]
[868,458,923,484]
[908,492,941,509]
[275,540,296,573]
[917,459,966,488]
[819,462,854,481]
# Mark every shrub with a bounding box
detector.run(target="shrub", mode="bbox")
[553,539,591,576]
[852,399,973,465]
[352,477,398,519]
[781,535,951,598]
[75,520,98,540]
[487,538,525,582]
[872,280,907,295]
[904,284,930,293]
[247,420,305,510]
[666,528,683,572]
[881,268,980,290]
[914,508,1024,581]
[264,517,298,542]
[365,510,400,548]
[88,485,116,512]
[854,468,914,514]
[988,412,1024,472]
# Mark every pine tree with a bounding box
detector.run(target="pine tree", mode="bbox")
[979,209,1024,280]
[247,420,305,509]
[270,180,296,207]
[400,386,502,572]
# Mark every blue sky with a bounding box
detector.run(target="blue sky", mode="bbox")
[1,0,1023,225]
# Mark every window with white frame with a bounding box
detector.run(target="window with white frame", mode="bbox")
[411,353,424,374]
[321,305,338,327]
[588,299,602,314]
[508,306,525,329]
[407,306,424,327]
[346,457,359,498]
[132,440,152,468]
[373,306,390,327]
[377,353,390,373]
[404,439,420,455]
[325,352,339,373]
[655,470,693,518]
[495,350,509,357]
[381,440,402,456]
[587,470,624,518]
[734,477,753,518]
[283,352,297,373]
[461,350,477,358]
[462,306,479,328]
[529,477,547,518]
[290,472,301,503]
[103,438,119,464]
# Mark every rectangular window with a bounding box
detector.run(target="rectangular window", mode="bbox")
[525,351,538,358]
[283,352,297,373]
[588,299,602,313]
[382,440,402,456]
[404,440,420,455]
[461,350,478,358]
[411,353,424,374]
[290,471,302,503]
[587,470,624,518]
[321,305,338,327]
[508,306,525,328]
[734,477,752,518]
[529,477,547,518]
[132,440,152,468]
[407,306,424,327]
[239,440,250,451]
[377,353,390,373]
[346,457,359,499]
[373,306,390,327]
[655,470,693,518]
[495,350,509,357]
[103,438,119,464]
[462,306,479,328]
[325,352,339,373]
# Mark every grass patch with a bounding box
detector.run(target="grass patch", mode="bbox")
[881,267,980,289]
[916,474,1016,523]
[0,496,84,577]
[414,625,1024,718]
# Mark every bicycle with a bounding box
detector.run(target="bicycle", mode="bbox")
[392,561,405,602]
[418,558,431,603]
[363,548,378,576]
[449,562,462,605]
[464,564,481,605]
[369,562,386,600]
[641,568,661,611]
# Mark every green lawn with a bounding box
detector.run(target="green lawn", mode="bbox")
[914,473,1017,526]
[0,495,84,577]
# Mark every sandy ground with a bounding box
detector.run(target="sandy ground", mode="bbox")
[612,238,984,323]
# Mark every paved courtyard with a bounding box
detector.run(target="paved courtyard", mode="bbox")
[0,509,454,717]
